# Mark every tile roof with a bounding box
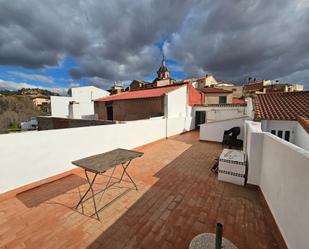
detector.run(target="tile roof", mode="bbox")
[264,84,287,93]
[255,91,309,120]
[201,87,232,94]
[243,81,264,92]
[95,84,185,102]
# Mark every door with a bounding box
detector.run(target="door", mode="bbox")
[106,102,113,120]
[195,111,206,129]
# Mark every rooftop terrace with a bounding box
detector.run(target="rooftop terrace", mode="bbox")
[0,131,283,249]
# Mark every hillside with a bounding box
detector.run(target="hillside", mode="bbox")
[0,88,59,97]
[0,95,44,134]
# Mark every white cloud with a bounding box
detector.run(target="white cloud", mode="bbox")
[69,82,80,88]
[8,71,54,84]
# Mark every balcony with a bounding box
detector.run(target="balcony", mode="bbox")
[0,131,283,249]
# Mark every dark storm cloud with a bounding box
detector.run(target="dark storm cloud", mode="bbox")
[0,0,192,85]
[165,0,309,86]
[0,0,309,87]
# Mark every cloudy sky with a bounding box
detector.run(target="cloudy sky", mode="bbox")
[0,0,308,93]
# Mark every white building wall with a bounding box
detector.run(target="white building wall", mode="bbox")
[200,117,249,142]
[50,96,72,118]
[260,134,309,249]
[294,123,309,151]
[261,120,309,150]
[51,86,109,119]
[165,85,187,118]
[245,120,309,249]
[244,121,263,185]
[0,117,192,194]
[261,120,297,142]
[194,106,247,123]
[71,86,109,102]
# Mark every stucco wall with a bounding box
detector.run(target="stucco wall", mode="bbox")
[166,85,187,118]
[261,120,309,151]
[205,93,233,104]
[245,121,309,248]
[0,117,193,194]
[260,134,309,249]
[71,86,109,102]
[216,85,243,98]
[244,121,263,185]
[50,96,72,118]
[294,122,309,151]
[51,87,109,119]
[194,105,247,123]
[200,117,249,142]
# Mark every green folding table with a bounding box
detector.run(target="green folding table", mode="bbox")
[72,148,143,220]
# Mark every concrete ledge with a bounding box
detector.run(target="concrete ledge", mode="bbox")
[0,130,193,202]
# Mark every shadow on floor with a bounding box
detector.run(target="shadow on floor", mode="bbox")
[17,174,86,208]
[84,142,280,249]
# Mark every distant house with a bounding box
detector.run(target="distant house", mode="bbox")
[129,80,147,90]
[255,91,309,150]
[108,84,125,95]
[244,80,304,96]
[243,80,272,96]
[264,83,304,93]
[94,83,203,121]
[195,74,218,89]
[32,96,50,107]
[201,87,233,104]
[50,86,109,119]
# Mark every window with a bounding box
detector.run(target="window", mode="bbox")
[277,130,283,138]
[271,130,276,135]
[284,131,290,141]
[219,96,227,104]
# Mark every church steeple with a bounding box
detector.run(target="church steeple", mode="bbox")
[157,55,170,79]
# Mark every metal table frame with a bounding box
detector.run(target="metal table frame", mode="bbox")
[73,149,143,220]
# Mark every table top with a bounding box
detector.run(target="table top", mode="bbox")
[72,148,143,173]
[189,233,238,249]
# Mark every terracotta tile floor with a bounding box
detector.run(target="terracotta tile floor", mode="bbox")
[0,131,281,249]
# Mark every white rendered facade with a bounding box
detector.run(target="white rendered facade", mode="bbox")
[51,86,109,119]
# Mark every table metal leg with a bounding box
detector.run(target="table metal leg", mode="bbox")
[121,160,138,190]
[76,170,100,220]
[98,166,117,203]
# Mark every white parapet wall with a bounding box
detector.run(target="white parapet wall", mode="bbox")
[200,116,250,142]
[0,117,192,194]
[245,120,309,249]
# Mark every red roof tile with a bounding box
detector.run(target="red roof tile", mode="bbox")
[243,82,264,92]
[95,84,185,102]
[255,91,309,120]
[264,83,287,93]
[201,87,232,94]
